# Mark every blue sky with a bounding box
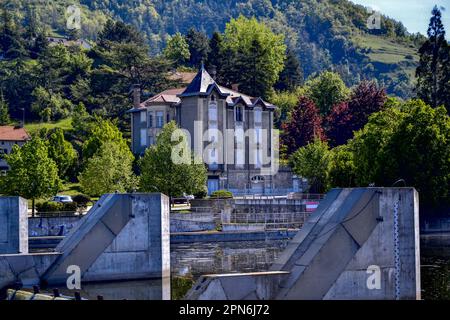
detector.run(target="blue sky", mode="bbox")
[350,0,450,38]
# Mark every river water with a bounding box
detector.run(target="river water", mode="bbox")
[54,238,449,300]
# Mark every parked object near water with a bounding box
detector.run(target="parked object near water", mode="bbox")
[186,188,421,300]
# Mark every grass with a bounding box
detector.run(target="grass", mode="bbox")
[25,117,73,135]
[352,34,419,65]
[59,182,83,197]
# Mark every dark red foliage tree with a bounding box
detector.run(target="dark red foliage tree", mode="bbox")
[281,97,326,155]
[325,101,352,147]
[326,81,387,147]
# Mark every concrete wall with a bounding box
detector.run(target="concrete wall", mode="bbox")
[187,188,421,300]
[28,216,83,237]
[0,197,28,254]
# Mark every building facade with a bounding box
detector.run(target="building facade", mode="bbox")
[129,66,300,195]
[0,126,31,174]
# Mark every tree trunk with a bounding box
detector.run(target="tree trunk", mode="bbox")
[32,198,35,218]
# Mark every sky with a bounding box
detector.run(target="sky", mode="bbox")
[350,0,450,38]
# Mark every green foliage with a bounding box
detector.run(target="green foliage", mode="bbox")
[349,99,450,206]
[290,139,332,194]
[303,71,350,115]
[163,32,190,67]
[1,137,61,215]
[186,28,210,68]
[78,141,137,197]
[329,145,357,188]
[81,117,131,162]
[37,128,78,179]
[72,194,92,210]
[210,190,233,199]
[0,90,11,125]
[36,201,77,213]
[139,121,207,198]
[222,16,286,99]
[171,276,195,300]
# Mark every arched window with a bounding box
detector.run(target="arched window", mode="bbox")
[254,107,262,125]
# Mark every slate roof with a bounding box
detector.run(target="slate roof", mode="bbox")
[128,65,276,112]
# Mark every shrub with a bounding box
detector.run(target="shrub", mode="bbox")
[193,186,208,199]
[36,202,62,213]
[36,201,77,213]
[210,190,233,199]
[72,194,92,209]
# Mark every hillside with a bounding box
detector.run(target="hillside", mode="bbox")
[6,0,427,98]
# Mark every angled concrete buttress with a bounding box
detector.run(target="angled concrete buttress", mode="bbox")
[1,193,170,299]
[186,188,421,300]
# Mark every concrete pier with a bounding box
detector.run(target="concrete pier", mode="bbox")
[186,188,421,300]
[0,194,170,298]
[0,197,28,254]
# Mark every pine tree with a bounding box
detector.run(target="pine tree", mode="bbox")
[185,28,210,68]
[275,48,303,91]
[416,5,450,112]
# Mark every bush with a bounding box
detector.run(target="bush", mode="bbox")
[193,186,208,199]
[72,194,91,209]
[36,201,77,213]
[210,190,233,199]
[36,202,62,213]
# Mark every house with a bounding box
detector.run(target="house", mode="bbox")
[0,126,31,173]
[129,65,300,195]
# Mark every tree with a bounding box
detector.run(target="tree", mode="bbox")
[275,48,303,91]
[326,81,386,147]
[222,16,286,99]
[163,32,190,67]
[186,28,210,68]
[98,20,145,48]
[304,71,350,115]
[207,32,224,75]
[139,121,207,199]
[329,145,357,188]
[281,97,326,155]
[78,141,138,196]
[1,137,61,216]
[350,99,450,207]
[416,5,450,112]
[0,89,10,125]
[290,139,331,193]
[38,128,77,179]
[82,117,132,162]
[0,4,27,60]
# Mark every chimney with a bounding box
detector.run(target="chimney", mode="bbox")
[132,84,141,109]
[231,83,239,92]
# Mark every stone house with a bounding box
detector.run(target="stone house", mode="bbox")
[129,66,300,195]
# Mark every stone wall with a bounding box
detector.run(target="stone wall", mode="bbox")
[0,197,28,254]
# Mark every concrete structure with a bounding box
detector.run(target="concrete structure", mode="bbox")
[129,65,300,195]
[0,126,30,173]
[0,197,28,254]
[186,188,421,300]
[0,194,170,299]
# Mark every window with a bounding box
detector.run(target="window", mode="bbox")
[140,111,146,123]
[209,102,218,122]
[167,113,170,123]
[140,129,147,147]
[235,106,243,122]
[254,107,262,125]
[148,113,153,128]
[148,136,155,146]
[156,111,164,128]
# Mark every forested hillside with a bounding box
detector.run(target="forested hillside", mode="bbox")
[4,0,426,98]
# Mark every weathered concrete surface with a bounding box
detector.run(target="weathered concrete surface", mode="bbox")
[29,216,83,237]
[0,197,28,254]
[1,193,170,298]
[170,218,216,233]
[186,188,421,300]
[42,193,170,286]
[185,271,290,300]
